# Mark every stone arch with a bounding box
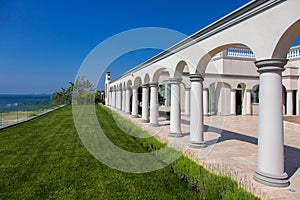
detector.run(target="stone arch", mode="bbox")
[272,19,300,58]
[134,76,142,86]
[197,43,255,75]
[152,68,168,83]
[144,73,150,84]
[127,79,132,88]
[173,60,188,78]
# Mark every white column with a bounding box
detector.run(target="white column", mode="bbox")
[149,82,159,126]
[117,89,121,110]
[230,89,236,116]
[119,89,122,110]
[108,91,112,106]
[189,74,207,148]
[169,78,182,137]
[141,84,149,123]
[246,89,252,115]
[125,87,130,114]
[110,91,113,106]
[115,89,119,109]
[164,83,170,106]
[131,85,138,118]
[253,58,289,187]
[286,90,293,116]
[122,88,126,112]
[203,88,209,116]
[184,88,190,116]
[113,90,116,107]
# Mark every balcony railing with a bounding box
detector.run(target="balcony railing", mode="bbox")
[211,45,300,60]
[287,46,300,59]
[226,47,255,59]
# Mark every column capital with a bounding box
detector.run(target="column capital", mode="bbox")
[189,74,204,82]
[169,78,182,84]
[286,89,293,93]
[203,87,209,91]
[141,83,149,88]
[149,82,158,87]
[246,89,252,92]
[255,58,287,73]
[185,87,191,91]
[231,89,237,92]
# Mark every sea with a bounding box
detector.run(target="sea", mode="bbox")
[0,94,52,112]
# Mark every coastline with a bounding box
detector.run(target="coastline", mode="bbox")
[0,105,66,130]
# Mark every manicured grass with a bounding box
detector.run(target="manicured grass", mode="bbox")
[0,104,259,199]
[0,105,201,199]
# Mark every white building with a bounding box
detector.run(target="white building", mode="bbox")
[104,0,300,187]
[157,45,300,117]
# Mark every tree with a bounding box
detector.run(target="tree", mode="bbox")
[72,76,96,104]
[52,77,101,105]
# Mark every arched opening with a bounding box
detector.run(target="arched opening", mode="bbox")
[199,43,256,116]
[282,85,287,115]
[133,77,142,115]
[251,84,259,115]
[208,82,231,116]
[251,84,259,104]
[158,71,170,107]
[236,84,245,115]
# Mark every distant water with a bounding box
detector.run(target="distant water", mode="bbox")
[0,94,52,112]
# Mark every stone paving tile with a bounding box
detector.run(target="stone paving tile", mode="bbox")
[109,107,300,200]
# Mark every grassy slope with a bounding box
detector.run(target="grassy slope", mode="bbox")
[0,105,201,199]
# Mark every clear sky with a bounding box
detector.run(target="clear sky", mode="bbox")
[0,0,299,94]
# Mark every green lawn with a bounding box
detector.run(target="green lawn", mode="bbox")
[0,105,201,199]
[0,104,259,200]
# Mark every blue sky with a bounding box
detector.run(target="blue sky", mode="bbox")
[0,0,299,94]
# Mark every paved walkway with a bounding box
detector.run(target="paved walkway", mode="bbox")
[110,107,300,200]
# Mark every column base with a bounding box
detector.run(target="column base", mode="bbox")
[230,114,237,116]
[125,112,130,114]
[168,132,183,138]
[253,169,290,187]
[131,115,138,118]
[189,141,207,148]
[141,119,149,123]
[246,114,252,116]
[149,123,159,127]
[203,114,209,117]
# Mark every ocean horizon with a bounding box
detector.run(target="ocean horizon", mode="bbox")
[0,94,52,112]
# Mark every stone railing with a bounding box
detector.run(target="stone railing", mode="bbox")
[225,47,255,59]
[211,45,300,60]
[287,46,300,59]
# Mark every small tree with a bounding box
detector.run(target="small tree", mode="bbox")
[72,76,96,104]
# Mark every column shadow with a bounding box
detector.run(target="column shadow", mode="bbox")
[203,125,300,178]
